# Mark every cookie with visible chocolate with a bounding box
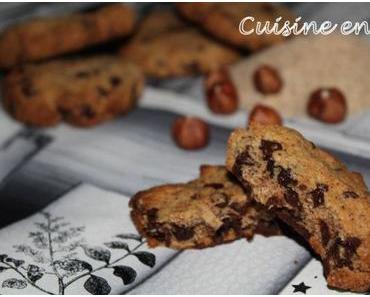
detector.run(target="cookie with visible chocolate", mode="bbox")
[0,4,136,68]
[120,10,240,78]
[2,56,144,127]
[130,165,280,249]
[177,3,295,51]
[226,124,370,292]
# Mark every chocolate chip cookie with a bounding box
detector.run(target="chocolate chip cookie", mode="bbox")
[0,4,136,68]
[130,165,280,249]
[177,3,295,51]
[2,56,144,127]
[120,10,241,78]
[226,124,370,292]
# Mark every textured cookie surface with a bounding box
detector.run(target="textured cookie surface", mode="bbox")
[226,124,370,292]
[2,56,144,127]
[130,165,279,249]
[120,10,240,78]
[0,4,136,68]
[177,3,295,51]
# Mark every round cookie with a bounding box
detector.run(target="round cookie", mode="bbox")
[120,10,241,79]
[0,4,136,68]
[177,3,296,51]
[2,56,144,127]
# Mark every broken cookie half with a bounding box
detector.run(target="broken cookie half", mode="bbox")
[130,165,280,249]
[226,123,370,293]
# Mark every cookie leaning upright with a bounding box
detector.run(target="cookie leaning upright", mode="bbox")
[130,165,280,249]
[120,10,240,78]
[0,4,136,68]
[177,3,295,51]
[2,56,144,127]
[225,124,370,292]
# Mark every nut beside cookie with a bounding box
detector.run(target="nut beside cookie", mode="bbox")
[2,56,144,127]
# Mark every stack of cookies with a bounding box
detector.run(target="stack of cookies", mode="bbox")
[130,124,370,293]
[0,3,296,128]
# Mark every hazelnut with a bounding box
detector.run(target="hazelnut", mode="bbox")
[307,88,347,124]
[248,104,282,126]
[204,68,238,114]
[172,116,210,150]
[253,65,283,94]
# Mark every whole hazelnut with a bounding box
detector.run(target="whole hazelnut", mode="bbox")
[307,88,347,124]
[172,116,210,150]
[253,65,283,94]
[204,68,238,114]
[248,104,282,126]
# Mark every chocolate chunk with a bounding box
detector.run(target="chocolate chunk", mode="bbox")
[266,196,282,208]
[146,208,158,223]
[319,220,331,247]
[284,188,301,209]
[81,105,96,119]
[266,159,275,178]
[277,167,297,188]
[215,216,242,238]
[205,183,224,190]
[211,192,229,208]
[148,227,167,242]
[184,61,200,73]
[229,202,248,215]
[328,237,361,269]
[171,224,194,241]
[277,210,310,240]
[259,139,282,160]
[343,191,359,199]
[309,183,329,207]
[76,71,90,78]
[298,184,307,191]
[110,76,121,87]
[21,78,36,97]
[97,86,108,97]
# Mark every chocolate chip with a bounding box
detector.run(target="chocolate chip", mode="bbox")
[211,192,229,208]
[266,159,275,177]
[259,140,282,160]
[309,183,329,207]
[205,183,224,190]
[21,78,36,97]
[110,76,121,87]
[343,191,359,199]
[299,184,307,191]
[215,216,242,238]
[328,237,361,269]
[171,224,194,241]
[232,149,254,194]
[76,71,89,78]
[81,105,96,119]
[229,202,248,215]
[146,208,158,223]
[284,188,301,209]
[266,196,282,208]
[277,210,310,240]
[319,220,330,247]
[97,87,108,97]
[277,167,297,188]
[183,61,200,73]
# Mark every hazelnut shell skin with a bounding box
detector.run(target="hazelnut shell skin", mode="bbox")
[248,104,282,126]
[307,88,347,124]
[172,116,210,150]
[204,69,238,114]
[253,65,283,95]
